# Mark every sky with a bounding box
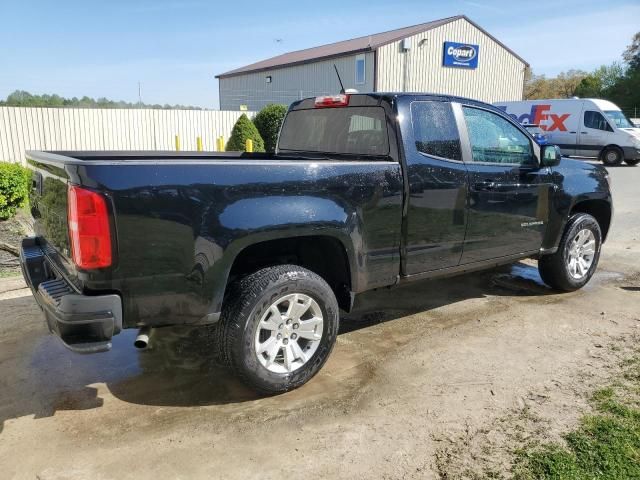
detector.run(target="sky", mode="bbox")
[1,0,638,109]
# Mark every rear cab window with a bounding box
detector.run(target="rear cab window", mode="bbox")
[410,101,462,161]
[278,106,389,157]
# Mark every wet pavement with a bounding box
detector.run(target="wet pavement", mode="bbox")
[1,163,639,479]
[1,261,543,428]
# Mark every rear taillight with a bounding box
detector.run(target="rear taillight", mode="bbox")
[314,94,349,108]
[68,185,112,269]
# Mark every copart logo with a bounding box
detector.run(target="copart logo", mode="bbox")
[448,45,477,62]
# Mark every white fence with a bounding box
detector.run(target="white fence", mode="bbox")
[0,107,255,164]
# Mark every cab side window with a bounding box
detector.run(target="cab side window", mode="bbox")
[584,111,613,132]
[462,107,534,165]
[411,101,462,161]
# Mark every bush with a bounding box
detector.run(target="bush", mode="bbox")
[253,104,287,153]
[0,162,31,220]
[226,114,265,152]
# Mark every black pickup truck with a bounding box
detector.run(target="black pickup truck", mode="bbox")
[21,93,612,393]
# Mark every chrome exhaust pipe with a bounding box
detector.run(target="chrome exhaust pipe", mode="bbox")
[134,326,152,349]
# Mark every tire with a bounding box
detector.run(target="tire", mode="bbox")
[538,213,602,291]
[601,146,624,166]
[216,264,339,394]
[624,158,640,166]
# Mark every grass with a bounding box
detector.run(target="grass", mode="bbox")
[0,269,20,278]
[513,355,640,480]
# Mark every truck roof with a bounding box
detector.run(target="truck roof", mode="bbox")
[290,92,495,111]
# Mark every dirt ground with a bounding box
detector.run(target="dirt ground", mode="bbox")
[1,163,639,480]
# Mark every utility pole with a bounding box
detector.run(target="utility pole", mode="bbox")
[138,82,142,106]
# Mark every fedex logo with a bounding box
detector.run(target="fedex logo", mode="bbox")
[496,105,570,131]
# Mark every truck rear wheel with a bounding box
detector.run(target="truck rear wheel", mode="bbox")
[601,146,624,166]
[538,213,602,291]
[217,265,339,394]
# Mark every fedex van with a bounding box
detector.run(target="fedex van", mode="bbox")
[495,98,640,166]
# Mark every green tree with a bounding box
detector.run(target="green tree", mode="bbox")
[607,69,640,116]
[524,69,588,99]
[606,32,640,115]
[553,69,588,98]
[574,75,603,98]
[524,68,554,99]
[596,63,626,90]
[574,63,626,99]
[253,104,287,153]
[226,114,265,152]
[623,32,640,71]
[0,90,203,110]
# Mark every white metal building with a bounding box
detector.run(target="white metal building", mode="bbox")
[216,15,528,111]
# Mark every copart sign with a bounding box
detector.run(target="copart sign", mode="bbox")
[443,42,479,69]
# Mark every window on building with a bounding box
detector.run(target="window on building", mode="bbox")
[462,107,534,165]
[355,55,366,85]
[584,111,613,131]
[411,101,461,161]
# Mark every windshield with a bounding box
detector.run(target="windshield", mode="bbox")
[278,106,389,156]
[604,110,634,128]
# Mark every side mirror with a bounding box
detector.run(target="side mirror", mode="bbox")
[541,144,562,167]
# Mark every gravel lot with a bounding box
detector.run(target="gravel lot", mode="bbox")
[1,162,639,479]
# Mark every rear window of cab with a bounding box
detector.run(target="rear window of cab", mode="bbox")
[278,106,389,157]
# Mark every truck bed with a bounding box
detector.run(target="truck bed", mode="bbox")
[25,149,404,332]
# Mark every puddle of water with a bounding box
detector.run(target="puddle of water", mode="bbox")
[508,263,547,285]
[491,263,550,294]
[3,319,376,429]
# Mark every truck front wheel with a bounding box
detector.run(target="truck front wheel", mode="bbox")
[217,265,339,394]
[538,213,602,291]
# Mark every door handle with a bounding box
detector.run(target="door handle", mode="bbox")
[474,180,496,191]
[581,132,587,134]
[569,131,577,134]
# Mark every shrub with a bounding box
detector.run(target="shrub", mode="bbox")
[226,114,265,152]
[0,162,31,220]
[253,104,287,153]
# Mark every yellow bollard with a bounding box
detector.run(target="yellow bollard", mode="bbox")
[175,135,180,151]
[197,136,203,152]
[245,139,253,153]
[216,136,225,152]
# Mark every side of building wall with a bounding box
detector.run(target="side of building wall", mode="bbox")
[0,107,255,164]
[218,52,375,111]
[375,18,525,103]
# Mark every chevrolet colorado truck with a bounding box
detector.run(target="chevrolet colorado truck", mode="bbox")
[21,93,612,393]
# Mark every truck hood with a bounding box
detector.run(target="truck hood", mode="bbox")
[551,156,610,199]
[553,157,608,179]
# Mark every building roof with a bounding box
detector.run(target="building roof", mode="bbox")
[216,15,527,79]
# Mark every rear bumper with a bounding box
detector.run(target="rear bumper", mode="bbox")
[20,237,122,353]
